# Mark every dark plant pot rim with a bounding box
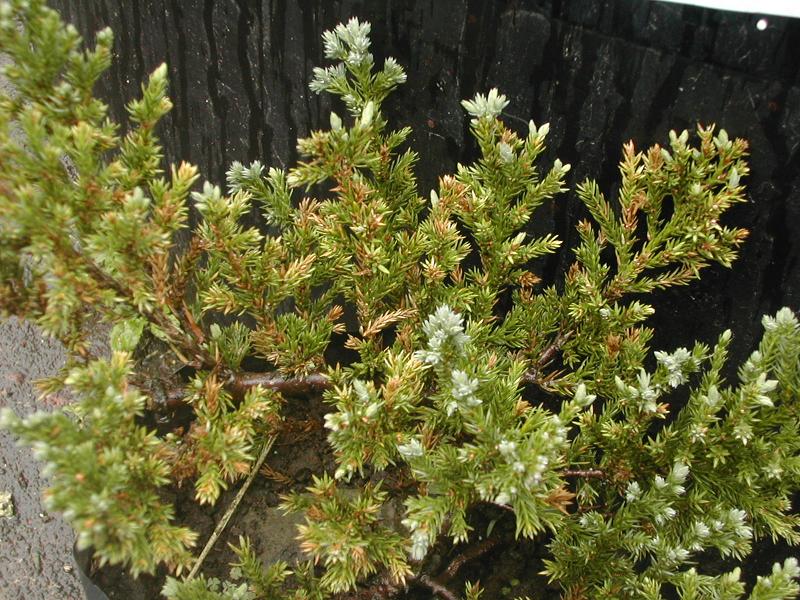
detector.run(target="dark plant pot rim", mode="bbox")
[73,544,111,600]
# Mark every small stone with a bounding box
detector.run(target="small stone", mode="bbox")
[5,371,25,385]
[0,491,13,517]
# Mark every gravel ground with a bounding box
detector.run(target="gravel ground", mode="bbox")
[0,317,86,600]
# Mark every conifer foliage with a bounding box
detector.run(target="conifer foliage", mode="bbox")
[1,2,799,598]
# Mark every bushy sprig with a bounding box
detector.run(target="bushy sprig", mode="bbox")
[281,475,412,593]
[0,352,197,575]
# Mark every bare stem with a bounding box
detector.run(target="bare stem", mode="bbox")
[162,371,331,409]
[416,575,460,600]
[185,434,277,581]
[522,330,573,386]
[441,536,500,582]
[561,468,605,479]
[228,371,330,397]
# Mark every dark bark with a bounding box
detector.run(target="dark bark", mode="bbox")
[49,0,800,369]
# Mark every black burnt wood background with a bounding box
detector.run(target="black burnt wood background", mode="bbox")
[50,0,800,369]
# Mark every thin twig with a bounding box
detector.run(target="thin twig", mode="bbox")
[537,331,572,368]
[416,575,460,600]
[228,371,330,397]
[159,327,565,409]
[186,434,277,580]
[162,371,331,409]
[441,536,501,582]
[561,468,605,479]
[522,330,573,386]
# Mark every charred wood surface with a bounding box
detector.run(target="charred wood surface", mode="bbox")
[50,0,800,367]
